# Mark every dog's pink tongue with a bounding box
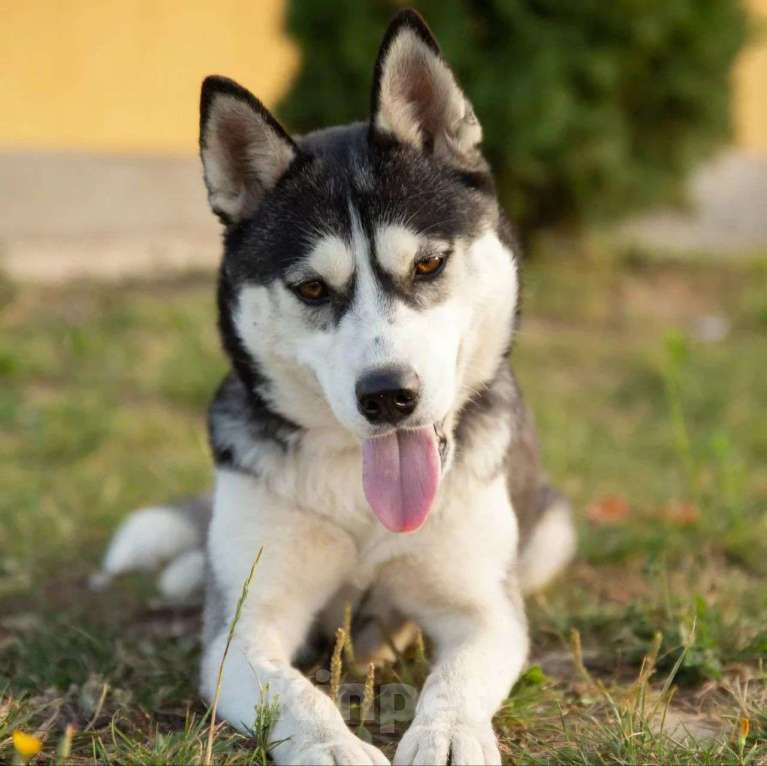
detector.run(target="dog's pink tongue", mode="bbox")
[362,426,440,533]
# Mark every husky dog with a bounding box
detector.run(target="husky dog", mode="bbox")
[97,10,576,765]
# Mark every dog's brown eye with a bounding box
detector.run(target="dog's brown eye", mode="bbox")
[414,255,446,278]
[294,280,329,303]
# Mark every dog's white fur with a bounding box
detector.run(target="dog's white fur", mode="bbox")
[199,216,524,765]
[98,220,537,765]
[236,212,515,444]
[97,14,576,765]
[518,497,577,594]
[288,233,355,291]
[201,459,525,766]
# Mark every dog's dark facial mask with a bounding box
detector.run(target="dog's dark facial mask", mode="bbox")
[199,11,519,532]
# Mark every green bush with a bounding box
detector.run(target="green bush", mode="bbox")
[278,0,749,236]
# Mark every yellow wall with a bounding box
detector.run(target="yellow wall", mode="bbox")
[0,0,765,153]
[0,0,298,153]
[736,0,767,150]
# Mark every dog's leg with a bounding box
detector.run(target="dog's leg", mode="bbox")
[518,487,576,594]
[392,594,526,766]
[351,589,418,667]
[200,470,389,766]
[388,477,528,766]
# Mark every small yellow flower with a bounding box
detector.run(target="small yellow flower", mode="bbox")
[740,718,750,739]
[12,730,42,760]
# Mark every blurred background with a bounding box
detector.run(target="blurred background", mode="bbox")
[0,0,765,280]
[1,3,766,763]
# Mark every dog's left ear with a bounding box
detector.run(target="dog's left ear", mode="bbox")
[199,75,300,224]
[370,10,482,166]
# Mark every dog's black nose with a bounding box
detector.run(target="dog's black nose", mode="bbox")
[356,367,420,425]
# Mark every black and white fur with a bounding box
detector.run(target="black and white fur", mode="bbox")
[96,11,576,765]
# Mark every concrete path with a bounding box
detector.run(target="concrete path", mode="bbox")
[0,152,219,282]
[1,148,765,284]
[617,150,767,255]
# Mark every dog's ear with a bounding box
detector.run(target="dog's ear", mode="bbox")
[370,10,482,166]
[200,76,299,224]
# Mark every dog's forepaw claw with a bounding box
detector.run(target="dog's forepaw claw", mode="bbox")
[393,719,500,766]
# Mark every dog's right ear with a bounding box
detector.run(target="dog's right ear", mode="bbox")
[370,10,483,168]
[199,76,299,225]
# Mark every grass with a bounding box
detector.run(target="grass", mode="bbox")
[1,246,766,764]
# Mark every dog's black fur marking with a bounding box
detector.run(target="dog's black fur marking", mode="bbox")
[212,118,499,389]
[204,10,525,491]
[453,361,550,545]
[208,373,301,476]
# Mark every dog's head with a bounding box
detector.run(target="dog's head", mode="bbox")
[200,10,519,532]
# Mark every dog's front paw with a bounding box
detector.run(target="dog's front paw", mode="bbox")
[274,728,390,766]
[393,719,500,766]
